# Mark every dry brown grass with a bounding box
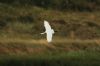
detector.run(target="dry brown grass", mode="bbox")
[1,37,100,45]
[0,37,100,54]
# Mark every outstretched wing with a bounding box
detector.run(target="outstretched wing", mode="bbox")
[46,32,52,43]
[44,20,53,42]
[44,20,51,31]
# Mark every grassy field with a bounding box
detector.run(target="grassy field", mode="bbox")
[0,5,100,39]
[0,38,100,66]
[0,3,100,66]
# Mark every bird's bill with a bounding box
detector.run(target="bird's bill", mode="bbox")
[40,32,46,34]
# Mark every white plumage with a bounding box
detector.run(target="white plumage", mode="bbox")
[41,20,54,43]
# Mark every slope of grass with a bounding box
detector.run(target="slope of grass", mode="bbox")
[0,37,100,66]
[0,4,100,39]
[0,3,100,66]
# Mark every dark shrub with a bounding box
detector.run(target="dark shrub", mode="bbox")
[0,20,7,29]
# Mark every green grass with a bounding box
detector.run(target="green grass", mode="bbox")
[0,51,100,66]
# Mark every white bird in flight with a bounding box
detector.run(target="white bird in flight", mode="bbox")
[41,20,54,43]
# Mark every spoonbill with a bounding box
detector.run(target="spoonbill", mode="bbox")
[40,20,54,43]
